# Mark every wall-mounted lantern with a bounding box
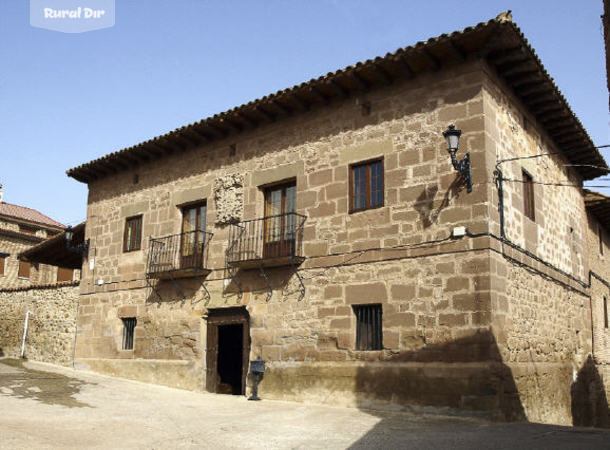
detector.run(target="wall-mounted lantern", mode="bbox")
[443,124,472,193]
[65,226,90,257]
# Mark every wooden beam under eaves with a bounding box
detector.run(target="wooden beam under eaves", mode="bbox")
[395,54,415,78]
[290,93,311,111]
[272,100,293,116]
[372,64,393,85]
[349,71,369,91]
[445,39,465,62]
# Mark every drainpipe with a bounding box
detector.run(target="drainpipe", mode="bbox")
[20,311,30,358]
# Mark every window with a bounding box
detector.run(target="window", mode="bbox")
[122,318,137,350]
[18,260,30,279]
[350,159,383,212]
[600,226,604,256]
[180,202,207,268]
[353,304,383,350]
[19,225,36,235]
[604,296,608,329]
[522,169,535,222]
[264,182,297,258]
[57,267,74,282]
[123,215,142,252]
[0,254,6,276]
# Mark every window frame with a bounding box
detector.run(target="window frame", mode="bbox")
[123,215,143,253]
[522,169,535,222]
[349,158,384,213]
[353,304,383,351]
[600,226,605,256]
[122,317,137,350]
[604,296,609,329]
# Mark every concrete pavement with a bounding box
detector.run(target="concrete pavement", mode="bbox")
[0,358,608,449]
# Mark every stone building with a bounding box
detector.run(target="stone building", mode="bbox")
[65,13,610,424]
[0,184,70,289]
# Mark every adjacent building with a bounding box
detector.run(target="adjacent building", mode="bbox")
[65,13,610,425]
[0,184,70,289]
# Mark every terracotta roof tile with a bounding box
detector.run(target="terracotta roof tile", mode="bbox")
[0,202,65,228]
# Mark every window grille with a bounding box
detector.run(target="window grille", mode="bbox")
[353,304,383,350]
[122,318,136,350]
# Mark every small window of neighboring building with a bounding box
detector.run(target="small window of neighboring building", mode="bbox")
[350,159,384,212]
[0,255,5,276]
[522,169,535,222]
[19,225,37,235]
[353,304,383,350]
[604,296,609,329]
[122,317,137,350]
[123,215,143,252]
[18,260,30,279]
[57,267,74,282]
[599,226,604,256]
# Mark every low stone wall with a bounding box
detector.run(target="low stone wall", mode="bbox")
[0,282,79,366]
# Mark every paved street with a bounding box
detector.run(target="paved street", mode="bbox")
[0,358,609,449]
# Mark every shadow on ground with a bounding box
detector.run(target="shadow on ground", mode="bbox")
[348,330,610,448]
[0,358,92,408]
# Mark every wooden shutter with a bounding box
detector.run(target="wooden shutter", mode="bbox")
[57,267,74,282]
[0,256,4,276]
[18,261,30,279]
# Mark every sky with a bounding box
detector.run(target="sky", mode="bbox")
[0,0,608,225]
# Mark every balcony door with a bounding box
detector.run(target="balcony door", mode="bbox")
[181,202,206,269]
[264,182,296,259]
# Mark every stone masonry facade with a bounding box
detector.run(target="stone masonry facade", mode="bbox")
[0,283,79,366]
[70,42,610,425]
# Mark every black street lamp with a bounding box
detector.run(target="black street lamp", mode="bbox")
[443,124,472,193]
[65,226,90,256]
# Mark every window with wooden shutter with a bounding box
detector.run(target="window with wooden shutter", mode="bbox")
[349,159,384,212]
[18,260,30,279]
[123,215,143,252]
[0,255,5,276]
[604,296,609,329]
[522,169,535,222]
[57,267,74,282]
[353,304,383,350]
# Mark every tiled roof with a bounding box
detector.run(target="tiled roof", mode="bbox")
[67,11,608,182]
[0,202,65,228]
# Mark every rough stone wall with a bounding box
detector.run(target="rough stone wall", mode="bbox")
[0,283,79,366]
[482,64,606,426]
[482,66,587,280]
[73,57,603,424]
[586,211,610,364]
[75,61,498,413]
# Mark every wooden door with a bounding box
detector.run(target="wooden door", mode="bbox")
[263,183,296,259]
[181,202,206,269]
[205,307,250,395]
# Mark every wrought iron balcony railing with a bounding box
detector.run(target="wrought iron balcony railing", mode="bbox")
[146,230,213,279]
[226,212,306,269]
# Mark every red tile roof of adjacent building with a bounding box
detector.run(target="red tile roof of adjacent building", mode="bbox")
[0,202,65,228]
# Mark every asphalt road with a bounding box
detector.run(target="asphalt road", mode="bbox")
[0,358,609,449]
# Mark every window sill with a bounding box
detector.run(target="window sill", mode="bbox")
[349,204,384,214]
